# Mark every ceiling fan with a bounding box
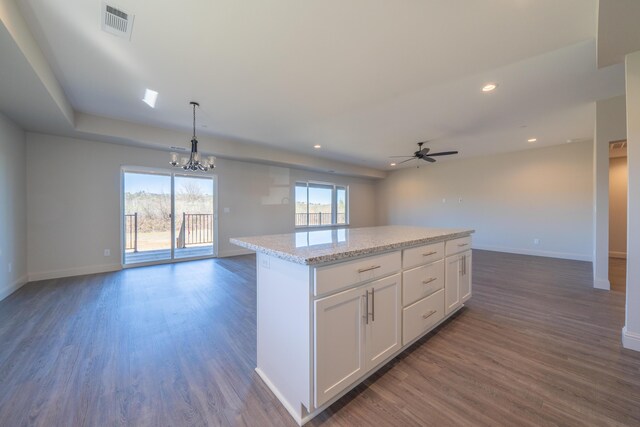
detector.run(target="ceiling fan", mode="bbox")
[390,142,458,165]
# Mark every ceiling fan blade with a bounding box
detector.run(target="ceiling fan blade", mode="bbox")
[389,155,415,158]
[426,151,458,156]
[422,156,437,163]
[397,157,416,164]
[419,147,430,155]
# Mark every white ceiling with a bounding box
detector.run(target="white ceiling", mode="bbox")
[5,0,629,169]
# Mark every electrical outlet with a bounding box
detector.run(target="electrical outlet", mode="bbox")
[533,238,540,245]
[458,197,463,203]
[104,249,111,257]
[260,256,270,269]
[8,263,12,273]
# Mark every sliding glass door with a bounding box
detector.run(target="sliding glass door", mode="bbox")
[122,169,216,266]
[174,175,215,259]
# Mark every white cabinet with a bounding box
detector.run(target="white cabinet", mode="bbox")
[314,286,366,407]
[247,230,473,425]
[365,275,401,370]
[314,274,401,407]
[461,251,472,303]
[445,250,472,314]
[402,289,445,345]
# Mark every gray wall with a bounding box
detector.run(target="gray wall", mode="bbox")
[26,133,378,280]
[0,112,27,299]
[376,141,594,261]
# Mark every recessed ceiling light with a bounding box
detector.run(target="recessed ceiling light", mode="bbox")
[566,139,573,143]
[142,88,158,108]
[528,138,537,143]
[313,144,321,149]
[482,83,498,92]
[390,163,397,166]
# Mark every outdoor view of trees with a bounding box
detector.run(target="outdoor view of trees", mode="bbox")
[125,181,211,233]
[124,173,213,253]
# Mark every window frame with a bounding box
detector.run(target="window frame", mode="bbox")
[294,181,349,228]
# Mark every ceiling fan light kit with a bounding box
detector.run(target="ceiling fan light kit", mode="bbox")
[170,102,216,172]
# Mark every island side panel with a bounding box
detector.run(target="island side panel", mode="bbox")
[256,253,312,420]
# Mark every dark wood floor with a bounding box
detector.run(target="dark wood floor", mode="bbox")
[1,251,639,426]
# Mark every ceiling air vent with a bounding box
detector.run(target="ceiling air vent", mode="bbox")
[101,2,134,40]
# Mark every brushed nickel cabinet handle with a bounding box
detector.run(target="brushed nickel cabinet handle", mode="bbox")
[358,265,381,273]
[422,310,437,319]
[364,292,369,325]
[422,251,437,256]
[371,288,375,322]
[422,277,437,285]
[457,243,469,247]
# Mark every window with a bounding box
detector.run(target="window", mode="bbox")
[295,182,348,227]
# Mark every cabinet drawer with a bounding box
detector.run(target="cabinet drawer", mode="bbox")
[402,289,445,346]
[314,251,401,296]
[402,242,444,269]
[402,260,444,307]
[445,236,472,256]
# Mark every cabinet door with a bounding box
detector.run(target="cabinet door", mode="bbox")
[365,274,401,371]
[314,286,366,407]
[460,250,472,303]
[445,255,462,314]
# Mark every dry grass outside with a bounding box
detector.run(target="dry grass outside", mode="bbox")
[125,231,212,252]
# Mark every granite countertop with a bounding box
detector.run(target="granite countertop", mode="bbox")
[230,225,474,265]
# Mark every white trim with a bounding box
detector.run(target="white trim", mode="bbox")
[594,277,611,290]
[28,264,121,282]
[0,275,27,301]
[609,251,627,259]
[472,244,591,262]
[255,368,304,425]
[622,326,640,352]
[218,248,253,258]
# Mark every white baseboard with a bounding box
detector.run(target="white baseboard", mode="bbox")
[593,277,611,290]
[0,274,27,301]
[218,248,254,258]
[622,326,640,352]
[28,264,121,282]
[255,368,304,425]
[472,244,592,262]
[609,251,627,259]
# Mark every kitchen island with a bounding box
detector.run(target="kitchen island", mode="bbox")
[231,225,474,425]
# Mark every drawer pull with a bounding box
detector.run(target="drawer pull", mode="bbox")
[422,310,437,320]
[422,277,437,285]
[422,251,437,256]
[457,243,469,247]
[358,265,381,273]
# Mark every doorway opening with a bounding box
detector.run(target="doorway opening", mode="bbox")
[608,140,627,293]
[122,168,217,266]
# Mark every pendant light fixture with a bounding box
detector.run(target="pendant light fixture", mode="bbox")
[169,101,216,172]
